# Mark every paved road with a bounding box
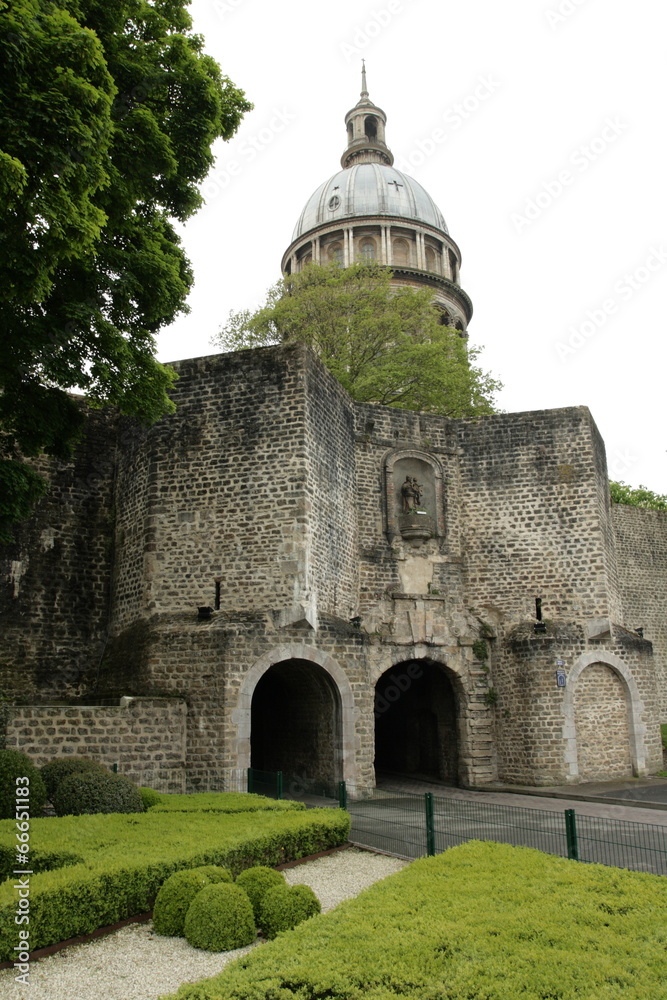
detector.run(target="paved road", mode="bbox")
[346,776,667,875]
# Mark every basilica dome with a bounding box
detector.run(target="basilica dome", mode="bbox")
[281,66,472,332]
[292,164,449,244]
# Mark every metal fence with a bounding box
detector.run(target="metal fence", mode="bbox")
[246,770,667,876]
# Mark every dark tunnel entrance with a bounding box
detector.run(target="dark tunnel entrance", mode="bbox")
[251,659,342,792]
[374,660,459,784]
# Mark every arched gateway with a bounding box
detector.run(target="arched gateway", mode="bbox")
[374,660,460,784]
[232,644,357,791]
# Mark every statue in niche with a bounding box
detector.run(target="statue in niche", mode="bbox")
[401,476,424,514]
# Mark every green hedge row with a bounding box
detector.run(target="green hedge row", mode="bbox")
[148,793,306,814]
[165,840,667,1000]
[0,808,349,961]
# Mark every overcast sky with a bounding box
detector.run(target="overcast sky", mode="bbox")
[157,0,667,493]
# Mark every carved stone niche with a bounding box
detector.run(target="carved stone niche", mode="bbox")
[384,450,445,547]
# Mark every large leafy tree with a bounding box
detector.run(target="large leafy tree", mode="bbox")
[610,480,667,510]
[0,0,252,541]
[216,263,501,416]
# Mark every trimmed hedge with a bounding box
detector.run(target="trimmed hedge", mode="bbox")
[235,866,285,923]
[259,882,321,939]
[148,793,306,814]
[164,841,667,1000]
[154,867,233,937]
[0,808,350,960]
[52,771,143,816]
[139,787,164,810]
[184,883,256,952]
[0,749,47,820]
[40,756,109,801]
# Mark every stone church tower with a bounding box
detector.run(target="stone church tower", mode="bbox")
[2,76,666,795]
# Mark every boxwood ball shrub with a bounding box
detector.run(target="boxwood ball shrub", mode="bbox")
[153,867,232,937]
[52,770,143,816]
[235,866,286,922]
[41,756,109,801]
[0,749,47,819]
[139,786,163,811]
[184,883,256,952]
[259,882,321,939]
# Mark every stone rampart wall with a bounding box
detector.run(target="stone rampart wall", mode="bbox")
[612,504,667,718]
[4,697,186,792]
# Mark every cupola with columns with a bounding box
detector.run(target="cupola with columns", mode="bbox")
[281,65,473,332]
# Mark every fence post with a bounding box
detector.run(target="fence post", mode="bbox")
[276,771,283,800]
[338,781,347,811]
[247,768,253,794]
[425,793,436,856]
[565,809,579,861]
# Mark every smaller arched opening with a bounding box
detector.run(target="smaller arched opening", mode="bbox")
[251,659,342,789]
[360,238,376,262]
[364,115,378,141]
[392,237,410,266]
[374,660,459,784]
[327,241,343,265]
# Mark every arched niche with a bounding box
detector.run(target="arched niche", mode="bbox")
[561,651,647,780]
[383,449,445,540]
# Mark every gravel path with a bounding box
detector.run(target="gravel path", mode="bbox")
[0,848,406,1000]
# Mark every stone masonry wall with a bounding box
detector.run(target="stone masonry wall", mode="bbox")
[0,408,116,702]
[456,407,618,626]
[111,346,361,638]
[5,698,187,791]
[612,504,667,718]
[492,623,662,784]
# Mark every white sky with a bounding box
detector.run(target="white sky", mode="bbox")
[157,0,667,493]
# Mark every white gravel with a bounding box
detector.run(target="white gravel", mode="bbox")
[0,848,406,1000]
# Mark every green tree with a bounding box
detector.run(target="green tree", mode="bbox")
[216,263,501,415]
[609,480,667,510]
[0,0,252,542]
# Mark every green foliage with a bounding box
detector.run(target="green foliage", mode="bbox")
[235,866,286,923]
[610,480,667,510]
[471,639,488,661]
[0,748,47,819]
[165,841,667,1000]
[0,808,350,959]
[661,724,667,752]
[153,866,232,937]
[52,770,143,816]
[150,792,306,814]
[215,263,501,417]
[41,755,109,801]
[0,847,83,883]
[184,882,256,952]
[259,882,321,940]
[0,0,252,539]
[139,786,164,810]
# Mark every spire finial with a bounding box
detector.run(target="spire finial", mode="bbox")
[361,59,368,98]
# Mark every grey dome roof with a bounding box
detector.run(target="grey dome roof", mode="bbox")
[292,163,449,242]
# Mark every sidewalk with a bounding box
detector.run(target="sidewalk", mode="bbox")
[376,773,667,827]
